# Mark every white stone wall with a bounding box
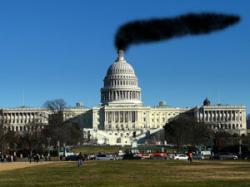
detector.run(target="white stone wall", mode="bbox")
[0,108,49,132]
[195,105,247,135]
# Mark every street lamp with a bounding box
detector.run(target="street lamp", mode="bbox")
[47,137,51,161]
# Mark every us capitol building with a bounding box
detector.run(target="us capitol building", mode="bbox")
[0,51,247,145]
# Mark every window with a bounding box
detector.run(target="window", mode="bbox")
[117,138,121,143]
[108,112,112,123]
[132,112,136,122]
[115,112,119,123]
[125,112,128,123]
[120,112,124,122]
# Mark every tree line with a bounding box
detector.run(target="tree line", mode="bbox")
[0,99,82,156]
[164,113,250,153]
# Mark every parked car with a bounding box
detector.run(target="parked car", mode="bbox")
[219,153,238,160]
[193,153,205,160]
[96,154,114,160]
[88,154,96,160]
[152,152,167,160]
[174,154,188,160]
[240,152,250,160]
[58,146,75,159]
[65,155,79,161]
[141,153,152,160]
[168,153,175,160]
[123,153,141,160]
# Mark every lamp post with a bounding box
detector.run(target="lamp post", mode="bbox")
[238,129,242,157]
[47,137,51,161]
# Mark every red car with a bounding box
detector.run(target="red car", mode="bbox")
[152,152,168,159]
[136,153,152,159]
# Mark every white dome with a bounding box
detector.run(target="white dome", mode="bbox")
[106,58,135,76]
[101,50,142,106]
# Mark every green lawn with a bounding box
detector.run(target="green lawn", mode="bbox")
[0,160,250,187]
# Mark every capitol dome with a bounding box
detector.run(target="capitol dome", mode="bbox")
[101,50,142,106]
[106,56,135,76]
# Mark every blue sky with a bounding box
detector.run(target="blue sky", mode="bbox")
[0,0,249,111]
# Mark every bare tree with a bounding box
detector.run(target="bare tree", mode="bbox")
[0,122,5,155]
[164,115,194,150]
[43,99,67,126]
[164,114,213,151]
[43,99,67,112]
[41,120,82,147]
[42,99,82,148]
[20,122,44,157]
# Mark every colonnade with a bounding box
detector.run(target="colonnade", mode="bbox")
[105,111,137,124]
[200,110,242,122]
[4,124,44,132]
[102,90,141,102]
[1,111,48,132]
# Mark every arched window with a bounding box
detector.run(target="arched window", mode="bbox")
[116,138,121,143]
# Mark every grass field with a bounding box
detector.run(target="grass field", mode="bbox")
[0,160,250,187]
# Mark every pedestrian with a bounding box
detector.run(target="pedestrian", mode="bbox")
[187,151,193,164]
[77,152,84,168]
[29,152,32,163]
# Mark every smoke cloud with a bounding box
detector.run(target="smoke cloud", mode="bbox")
[115,13,240,51]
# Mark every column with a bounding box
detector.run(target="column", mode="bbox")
[123,111,125,122]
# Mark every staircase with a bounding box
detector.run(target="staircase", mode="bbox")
[135,128,163,143]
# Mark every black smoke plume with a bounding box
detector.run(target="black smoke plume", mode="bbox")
[115,13,240,51]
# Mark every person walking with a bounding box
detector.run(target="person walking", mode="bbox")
[187,151,193,164]
[77,152,84,168]
[28,153,32,163]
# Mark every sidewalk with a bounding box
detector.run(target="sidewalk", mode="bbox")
[0,161,54,172]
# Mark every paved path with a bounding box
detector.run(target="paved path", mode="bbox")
[0,162,54,172]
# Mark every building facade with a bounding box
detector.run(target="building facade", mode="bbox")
[0,51,248,145]
[0,107,49,132]
[194,98,247,135]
